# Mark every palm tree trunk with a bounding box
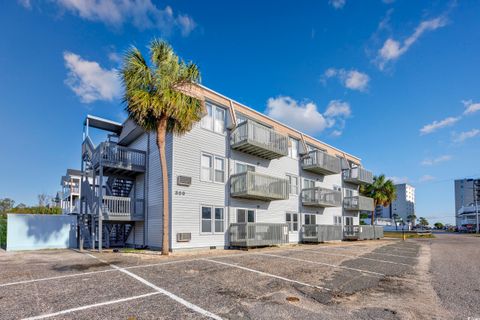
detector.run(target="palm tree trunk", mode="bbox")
[156,116,169,256]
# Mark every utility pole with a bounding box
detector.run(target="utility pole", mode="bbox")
[474,180,479,234]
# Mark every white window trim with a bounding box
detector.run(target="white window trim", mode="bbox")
[286,212,299,233]
[288,137,300,160]
[200,152,226,184]
[200,102,227,136]
[304,213,317,225]
[286,174,298,195]
[303,178,315,189]
[236,208,256,223]
[200,205,225,235]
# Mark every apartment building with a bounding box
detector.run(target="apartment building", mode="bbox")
[77,85,375,251]
[379,183,415,222]
[59,169,82,214]
[454,178,480,229]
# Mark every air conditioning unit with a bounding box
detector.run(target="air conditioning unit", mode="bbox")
[176,233,191,242]
[177,176,192,186]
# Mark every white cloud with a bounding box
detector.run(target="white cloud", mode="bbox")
[18,0,31,8]
[377,16,448,69]
[421,155,452,166]
[419,175,435,183]
[331,130,343,137]
[23,0,196,36]
[329,0,346,9]
[324,100,351,118]
[63,52,121,103]
[419,116,460,135]
[462,100,480,115]
[265,97,351,135]
[322,68,370,92]
[266,97,329,135]
[452,129,480,143]
[388,176,409,184]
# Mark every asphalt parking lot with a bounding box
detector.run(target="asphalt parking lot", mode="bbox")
[0,239,428,320]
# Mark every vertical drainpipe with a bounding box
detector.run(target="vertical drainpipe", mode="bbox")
[144,132,150,247]
[98,164,103,252]
[227,99,237,248]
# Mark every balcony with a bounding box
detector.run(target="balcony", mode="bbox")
[301,225,343,243]
[301,187,342,207]
[301,150,341,175]
[101,196,144,221]
[230,120,289,160]
[92,142,146,174]
[230,171,289,201]
[229,223,289,248]
[343,196,375,211]
[343,167,373,185]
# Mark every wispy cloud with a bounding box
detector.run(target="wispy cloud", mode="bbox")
[20,0,196,36]
[376,16,448,70]
[419,175,435,183]
[322,68,370,92]
[329,0,346,9]
[452,129,480,143]
[63,52,121,103]
[421,155,452,166]
[265,97,350,135]
[462,100,480,115]
[419,116,460,135]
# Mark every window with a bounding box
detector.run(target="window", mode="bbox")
[214,157,225,182]
[201,154,212,182]
[215,208,224,232]
[305,214,316,225]
[334,216,342,225]
[287,175,298,195]
[237,209,255,223]
[286,213,298,232]
[201,103,225,134]
[345,188,354,197]
[201,206,224,233]
[201,206,212,233]
[201,153,225,183]
[235,162,255,174]
[288,138,299,159]
[333,185,342,192]
[303,178,315,189]
[214,107,225,133]
[344,216,353,226]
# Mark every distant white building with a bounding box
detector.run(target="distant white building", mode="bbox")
[454,178,480,229]
[379,183,415,222]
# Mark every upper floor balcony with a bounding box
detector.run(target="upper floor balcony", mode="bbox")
[230,171,289,201]
[91,142,146,175]
[230,120,289,160]
[343,195,375,212]
[343,167,373,185]
[301,187,342,207]
[101,196,144,221]
[301,150,341,175]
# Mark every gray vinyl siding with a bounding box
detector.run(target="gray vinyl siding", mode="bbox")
[171,123,228,250]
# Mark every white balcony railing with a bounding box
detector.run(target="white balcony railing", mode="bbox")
[231,120,289,159]
[343,196,375,211]
[301,150,341,175]
[230,171,289,201]
[301,187,342,207]
[343,167,373,185]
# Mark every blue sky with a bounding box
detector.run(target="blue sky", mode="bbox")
[1,0,479,224]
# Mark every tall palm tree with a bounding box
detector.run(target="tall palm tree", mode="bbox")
[361,174,397,225]
[121,39,204,255]
[407,214,417,229]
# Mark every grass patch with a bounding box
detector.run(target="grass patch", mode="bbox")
[384,231,435,239]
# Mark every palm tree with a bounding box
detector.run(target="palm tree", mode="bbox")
[393,213,399,230]
[361,174,397,225]
[121,39,204,255]
[407,214,417,230]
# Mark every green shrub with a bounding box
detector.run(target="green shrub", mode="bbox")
[9,206,62,214]
[0,218,6,248]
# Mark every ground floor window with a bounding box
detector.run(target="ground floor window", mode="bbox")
[237,209,255,223]
[286,213,298,232]
[304,214,316,225]
[201,206,224,233]
[334,216,342,225]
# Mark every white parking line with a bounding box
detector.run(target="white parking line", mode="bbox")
[202,258,330,291]
[0,268,119,288]
[84,253,223,320]
[22,292,161,320]
[255,253,385,277]
[303,249,413,267]
[310,246,417,259]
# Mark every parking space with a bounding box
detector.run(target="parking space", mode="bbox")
[0,239,423,320]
